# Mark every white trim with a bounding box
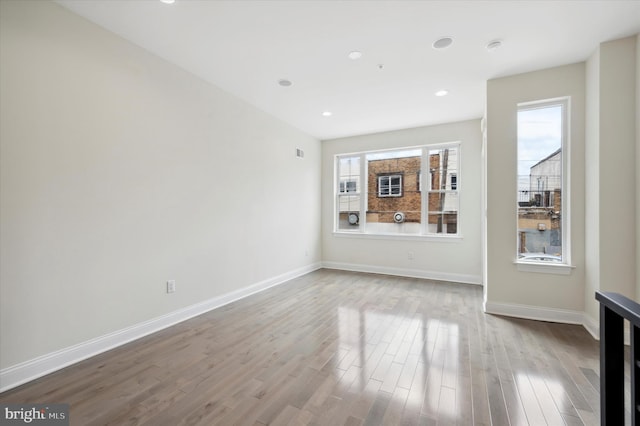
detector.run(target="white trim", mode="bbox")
[581,312,630,345]
[484,300,605,341]
[322,261,481,285]
[582,313,599,340]
[0,262,322,393]
[332,231,463,243]
[484,300,584,325]
[516,97,571,268]
[514,261,575,275]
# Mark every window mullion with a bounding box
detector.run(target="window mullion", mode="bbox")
[420,147,428,234]
[360,153,367,232]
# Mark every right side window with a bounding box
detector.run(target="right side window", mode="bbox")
[517,99,568,264]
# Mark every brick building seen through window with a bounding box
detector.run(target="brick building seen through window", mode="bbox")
[336,145,459,236]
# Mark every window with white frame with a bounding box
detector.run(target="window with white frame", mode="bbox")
[336,156,362,231]
[339,179,358,193]
[378,174,402,197]
[335,144,460,236]
[516,98,569,265]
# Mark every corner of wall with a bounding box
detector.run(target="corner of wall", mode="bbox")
[584,44,601,322]
[636,33,640,301]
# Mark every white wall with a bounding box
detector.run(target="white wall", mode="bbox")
[485,63,586,314]
[637,33,640,300]
[598,37,637,301]
[584,36,638,330]
[0,0,321,374]
[322,120,483,284]
[584,49,601,323]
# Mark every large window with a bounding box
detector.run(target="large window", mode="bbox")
[335,144,460,237]
[516,98,569,265]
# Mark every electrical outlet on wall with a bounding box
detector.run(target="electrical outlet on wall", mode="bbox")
[167,280,176,293]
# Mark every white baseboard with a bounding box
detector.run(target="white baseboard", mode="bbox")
[484,300,585,325]
[484,300,607,342]
[0,262,322,393]
[582,313,599,340]
[583,311,632,345]
[322,261,482,285]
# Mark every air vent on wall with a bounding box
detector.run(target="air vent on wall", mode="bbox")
[348,212,359,225]
[296,148,304,158]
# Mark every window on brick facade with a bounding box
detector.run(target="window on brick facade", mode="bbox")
[378,174,402,197]
[517,98,569,265]
[335,144,460,237]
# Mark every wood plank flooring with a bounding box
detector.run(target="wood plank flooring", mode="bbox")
[0,269,615,425]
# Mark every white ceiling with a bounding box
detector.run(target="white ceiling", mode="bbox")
[56,0,640,140]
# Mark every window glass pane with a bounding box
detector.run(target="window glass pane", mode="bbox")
[367,150,421,234]
[378,176,390,196]
[427,212,458,234]
[337,195,361,230]
[428,148,458,190]
[517,104,563,262]
[390,176,401,195]
[340,180,358,193]
[338,157,360,193]
[426,147,459,235]
[427,192,458,234]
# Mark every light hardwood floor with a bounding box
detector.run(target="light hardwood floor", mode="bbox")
[1,269,607,425]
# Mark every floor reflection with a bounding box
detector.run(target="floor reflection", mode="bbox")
[337,306,460,421]
[514,372,579,425]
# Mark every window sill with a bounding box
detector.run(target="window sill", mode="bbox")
[333,231,463,243]
[514,261,575,275]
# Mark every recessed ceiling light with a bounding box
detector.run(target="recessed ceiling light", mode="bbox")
[432,37,453,50]
[160,0,175,4]
[486,40,503,52]
[348,51,363,60]
[322,111,333,117]
[435,90,449,97]
[278,79,292,87]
